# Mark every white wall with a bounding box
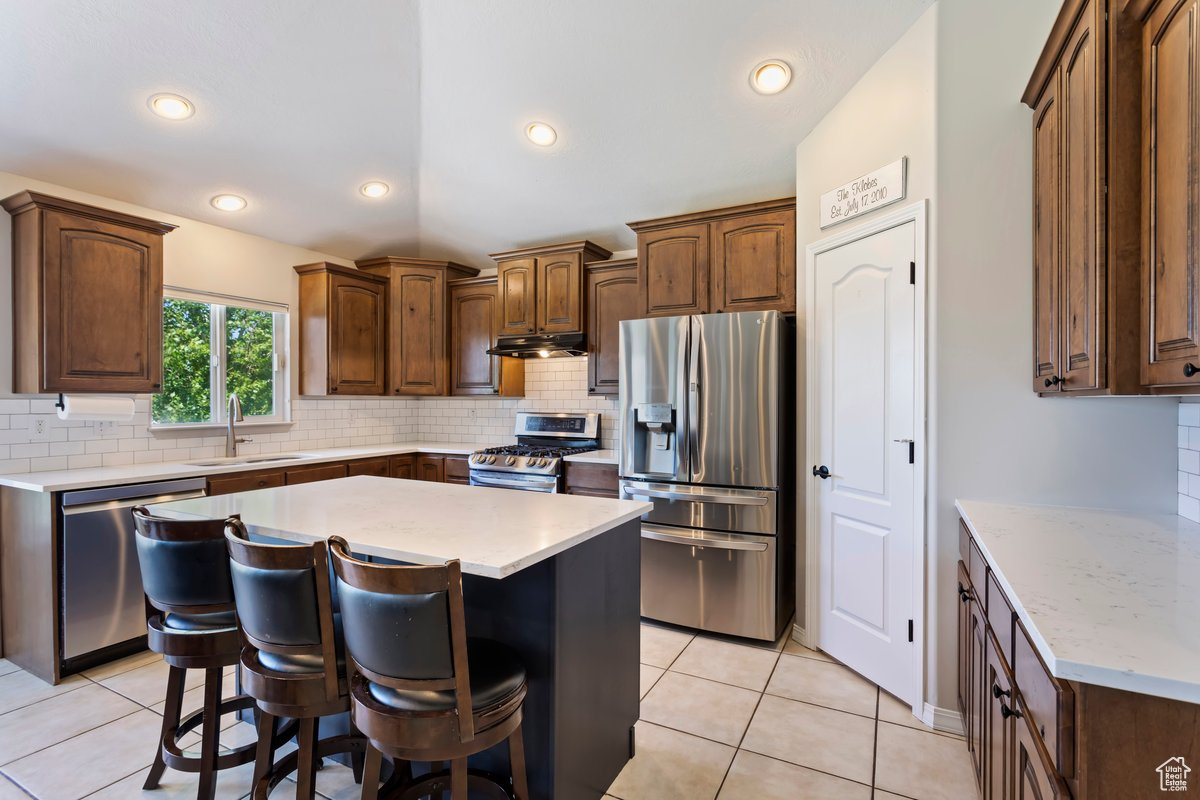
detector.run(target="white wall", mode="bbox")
[932,0,1176,708]
[793,1,938,664]
[796,0,1179,715]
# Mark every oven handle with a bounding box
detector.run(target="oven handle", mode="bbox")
[640,523,769,552]
[621,481,769,506]
[469,473,557,491]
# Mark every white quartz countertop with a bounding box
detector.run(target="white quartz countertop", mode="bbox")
[151,475,651,579]
[0,442,480,493]
[956,499,1200,704]
[564,449,618,465]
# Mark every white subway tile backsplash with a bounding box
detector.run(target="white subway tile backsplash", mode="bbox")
[1175,402,1200,519]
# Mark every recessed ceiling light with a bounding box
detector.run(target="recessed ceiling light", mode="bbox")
[147,93,195,120]
[525,122,557,147]
[750,60,792,95]
[360,181,390,198]
[210,194,247,212]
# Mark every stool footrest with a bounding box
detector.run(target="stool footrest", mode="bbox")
[387,767,516,800]
[252,733,367,799]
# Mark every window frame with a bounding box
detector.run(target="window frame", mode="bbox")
[151,288,290,430]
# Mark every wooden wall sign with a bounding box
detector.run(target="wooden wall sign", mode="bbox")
[819,157,907,229]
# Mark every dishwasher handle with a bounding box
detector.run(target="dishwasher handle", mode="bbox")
[61,489,208,517]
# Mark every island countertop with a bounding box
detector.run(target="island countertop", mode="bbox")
[956,499,1200,703]
[152,475,652,579]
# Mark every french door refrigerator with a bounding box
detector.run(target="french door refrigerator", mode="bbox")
[619,310,794,641]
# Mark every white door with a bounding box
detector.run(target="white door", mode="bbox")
[812,220,917,704]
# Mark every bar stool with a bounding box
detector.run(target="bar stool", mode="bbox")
[131,507,260,800]
[327,536,530,800]
[224,520,370,799]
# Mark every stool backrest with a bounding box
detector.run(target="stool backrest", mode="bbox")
[225,520,341,701]
[327,536,474,740]
[131,506,236,615]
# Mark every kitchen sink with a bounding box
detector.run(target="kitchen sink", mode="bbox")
[185,453,312,467]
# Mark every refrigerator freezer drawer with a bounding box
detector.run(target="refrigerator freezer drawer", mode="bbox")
[640,523,777,640]
[621,480,776,536]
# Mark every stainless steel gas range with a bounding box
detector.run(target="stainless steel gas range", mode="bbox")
[468,411,601,493]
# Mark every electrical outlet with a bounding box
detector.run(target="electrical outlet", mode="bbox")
[92,420,119,437]
[28,417,50,442]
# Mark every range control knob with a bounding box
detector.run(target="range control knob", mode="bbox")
[487,455,497,464]
[506,456,517,466]
[470,454,480,463]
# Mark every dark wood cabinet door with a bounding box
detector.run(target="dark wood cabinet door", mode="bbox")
[968,582,987,791]
[390,454,415,479]
[985,633,1015,800]
[1060,1,1104,392]
[347,457,390,477]
[285,462,349,485]
[328,273,387,395]
[1014,700,1070,800]
[444,455,470,484]
[537,252,583,333]
[586,260,639,394]
[497,258,537,335]
[450,280,500,395]
[711,209,796,313]
[391,267,446,396]
[416,455,445,482]
[563,462,619,497]
[1033,68,1064,392]
[40,210,163,393]
[207,468,286,496]
[639,223,710,317]
[957,562,973,750]
[1143,0,1200,387]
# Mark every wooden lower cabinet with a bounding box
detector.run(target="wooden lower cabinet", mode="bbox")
[347,457,390,477]
[563,462,618,498]
[390,454,415,479]
[207,468,286,496]
[285,462,349,485]
[1014,698,1069,799]
[443,455,470,485]
[416,455,445,482]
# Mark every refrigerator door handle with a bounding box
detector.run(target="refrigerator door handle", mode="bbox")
[688,316,701,478]
[641,523,770,552]
[624,482,770,506]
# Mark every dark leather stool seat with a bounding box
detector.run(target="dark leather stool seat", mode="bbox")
[132,507,261,800]
[329,537,530,800]
[225,522,369,800]
[366,638,525,714]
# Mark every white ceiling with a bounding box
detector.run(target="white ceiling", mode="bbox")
[0,0,932,267]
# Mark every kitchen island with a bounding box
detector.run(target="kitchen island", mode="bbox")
[152,475,651,800]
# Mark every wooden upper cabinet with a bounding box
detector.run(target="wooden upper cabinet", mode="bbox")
[637,223,710,317]
[712,208,796,313]
[629,198,796,318]
[448,276,524,396]
[356,257,479,396]
[1140,0,1200,388]
[496,258,537,336]
[537,252,583,333]
[294,262,388,396]
[1032,69,1064,393]
[1,192,175,393]
[491,241,612,337]
[586,258,639,395]
[1023,0,1142,395]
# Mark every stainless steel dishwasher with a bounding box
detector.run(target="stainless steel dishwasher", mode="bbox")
[59,478,207,670]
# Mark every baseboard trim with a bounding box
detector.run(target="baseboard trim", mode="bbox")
[922,703,965,736]
[791,622,813,649]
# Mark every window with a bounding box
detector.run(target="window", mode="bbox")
[152,289,288,427]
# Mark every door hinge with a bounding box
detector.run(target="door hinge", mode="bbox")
[908,619,914,642]
[909,261,916,285]
[908,441,915,464]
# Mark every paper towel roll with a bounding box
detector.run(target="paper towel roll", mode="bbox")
[55,395,136,422]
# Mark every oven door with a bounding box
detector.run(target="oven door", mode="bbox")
[469,470,559,493]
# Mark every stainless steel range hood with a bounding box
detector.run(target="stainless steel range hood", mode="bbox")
[487,332,586,358]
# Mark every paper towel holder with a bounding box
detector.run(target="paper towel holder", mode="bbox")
[54,393,65,412]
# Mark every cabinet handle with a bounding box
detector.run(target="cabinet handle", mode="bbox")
[957,583,971,603]
[992,683,1011,699]
[999,702,1022,720]
[151,383,161,389]
[1043,375,1063,388]
[331,386,339,393]
[1185,363,1199,378]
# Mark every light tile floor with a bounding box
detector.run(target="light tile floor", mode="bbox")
[605,622,977,800]
[0,623,975,800]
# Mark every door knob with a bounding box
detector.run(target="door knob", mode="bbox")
[1185,363,1199,378]
[812,465,831,479]
[1044,375,1063,388]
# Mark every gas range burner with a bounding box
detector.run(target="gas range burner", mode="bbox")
[468,412,602,488]
[478,444,598,459]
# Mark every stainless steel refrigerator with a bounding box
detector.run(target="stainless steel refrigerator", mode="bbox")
[619,310,794,641]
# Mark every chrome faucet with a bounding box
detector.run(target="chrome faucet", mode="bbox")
[225,393,252,457]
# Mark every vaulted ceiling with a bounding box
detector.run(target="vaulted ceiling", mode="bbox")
[0,0,933,266]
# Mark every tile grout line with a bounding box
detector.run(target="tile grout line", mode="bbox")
[711,648,783,798]
[0,706,146,772]
[871,688,880,795]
